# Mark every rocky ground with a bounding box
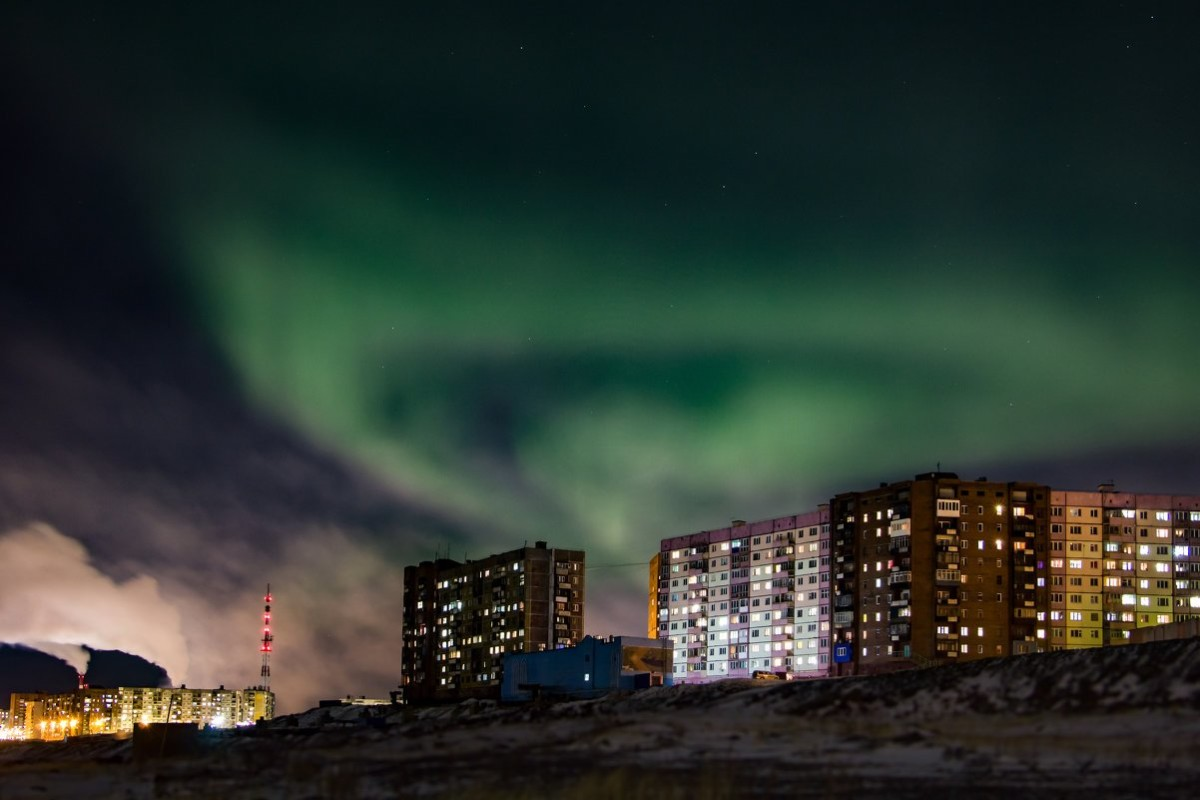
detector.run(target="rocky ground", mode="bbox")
[2,637,1199,799]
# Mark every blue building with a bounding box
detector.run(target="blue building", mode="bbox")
[501,636,673,702]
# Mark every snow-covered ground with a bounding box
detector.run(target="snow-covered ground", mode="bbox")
[3,637,1199,798]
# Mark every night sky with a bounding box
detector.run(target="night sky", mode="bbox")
[2,3,1198,711]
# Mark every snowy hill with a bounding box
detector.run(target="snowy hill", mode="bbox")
[3,637,1200,798]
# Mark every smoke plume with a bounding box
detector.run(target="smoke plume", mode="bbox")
[0,523,187,682]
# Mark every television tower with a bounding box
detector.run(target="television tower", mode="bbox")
[259,584,273,691]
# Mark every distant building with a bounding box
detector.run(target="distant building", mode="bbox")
[501,635,672,702]
[401,541,586,703]
[3,686,273,740]
[317,696,392,708]
[654,508,832,683]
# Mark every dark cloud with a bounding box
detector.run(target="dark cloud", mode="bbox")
[0,78,479,710]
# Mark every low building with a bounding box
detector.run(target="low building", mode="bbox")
[317,696,392,707]
[501,635,673,702]
[5,686,274,740]
[1128,617,1200,645]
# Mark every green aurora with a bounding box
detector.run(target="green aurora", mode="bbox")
[5,3,1198,636]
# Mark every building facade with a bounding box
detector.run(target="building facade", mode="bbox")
[1047,487,1200,648]
[401,541,586,702]
[3,686,274,741]
[830,474,1051,673]
[500,635,672,702]
[654,508,832,683]
[652,474,1200,684]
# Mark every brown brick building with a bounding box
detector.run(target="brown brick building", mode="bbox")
[831,473,1050,674]
[401,542,585,703]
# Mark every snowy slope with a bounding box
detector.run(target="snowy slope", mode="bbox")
[2,637,1199,798]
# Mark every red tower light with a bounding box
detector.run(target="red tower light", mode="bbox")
[258,583,273,691]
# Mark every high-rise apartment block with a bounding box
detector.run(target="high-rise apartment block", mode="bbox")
[830,474,1050,672]
[1046,487,1200,648]
[401,541,585,703]
[655,508,831,682]
[652,474,1200,682]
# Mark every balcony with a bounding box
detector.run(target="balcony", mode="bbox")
[889,623,911,638]
[888,571,913,586]
[833,611,854,626]
[935,606,959,621]
[936,500,961,517]
[935,569,960,585]
[890,535,911,554]
[835,594,854,609]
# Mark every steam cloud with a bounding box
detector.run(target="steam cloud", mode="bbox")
[0,523,188,682]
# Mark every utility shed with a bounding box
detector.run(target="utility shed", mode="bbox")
[501,635,673,702]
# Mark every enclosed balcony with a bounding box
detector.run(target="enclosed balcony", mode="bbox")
[936,499,961,517]
[887,571,913,586]
[935,568,960,585]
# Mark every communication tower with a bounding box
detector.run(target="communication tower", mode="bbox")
[259,584,273,691]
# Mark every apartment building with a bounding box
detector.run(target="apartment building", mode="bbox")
[651,474,1199,682]
[1047,487,1200,648]
[647,553,661,638]
[400,541,585,703]
[654,508,831,683]
[830,473,1050,673]
[4,686,273,740]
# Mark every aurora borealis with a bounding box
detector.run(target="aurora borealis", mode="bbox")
[2,3,1198,710]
